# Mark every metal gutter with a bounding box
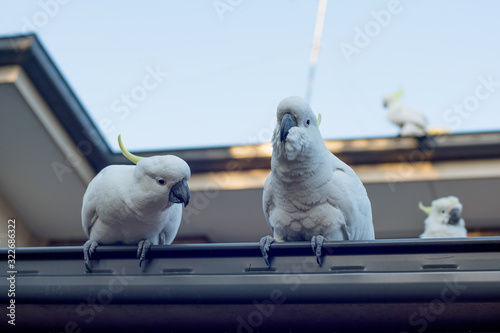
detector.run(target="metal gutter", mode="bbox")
[1,238,500,331]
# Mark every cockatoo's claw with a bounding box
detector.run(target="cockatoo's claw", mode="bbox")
[259,235,275,267]
[416,135,436,152]
[83,240,99,271]
[137,240,152,268]
[311,235,325,266]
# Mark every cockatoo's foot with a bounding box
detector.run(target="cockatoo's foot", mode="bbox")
[137,240,152,267]
[83,240,99,271]
[259,235,276,267]
[311,235,325,266]
[416,135,436,152]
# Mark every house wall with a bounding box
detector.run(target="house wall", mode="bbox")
[0,192,46,247]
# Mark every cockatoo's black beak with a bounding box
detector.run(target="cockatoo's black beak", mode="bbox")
[280,113,298,142]
[169,179,190,207]
[447,208,461,225]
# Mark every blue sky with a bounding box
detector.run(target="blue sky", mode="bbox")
[1,0,499,151]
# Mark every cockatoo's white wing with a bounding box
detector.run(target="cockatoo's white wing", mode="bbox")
[262,173,275,233]
[326,156,374,241]
[159,203,183,245]
[82,165,135,244]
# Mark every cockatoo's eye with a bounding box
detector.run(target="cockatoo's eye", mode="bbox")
[305,119,311,126]
[156,178,166,185]
[441,209,446,214]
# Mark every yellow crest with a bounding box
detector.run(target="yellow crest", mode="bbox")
[418,201,432,215]
[118,135,144,165]
[392,89,404,99]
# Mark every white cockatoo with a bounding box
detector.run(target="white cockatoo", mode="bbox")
[419,196,467,238]
[82,135,191,270]
[383,90,435,150]
[260,96,375,266]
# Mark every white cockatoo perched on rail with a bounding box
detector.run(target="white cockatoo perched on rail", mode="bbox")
[260,96,375,266]
[419,196,467,238]
[383,89,435,151]
[82,135,191,270]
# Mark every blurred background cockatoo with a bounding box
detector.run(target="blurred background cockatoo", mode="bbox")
[383,90,435,151]
[419,196,467,238]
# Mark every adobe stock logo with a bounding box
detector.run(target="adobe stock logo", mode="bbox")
[109,65,168,121]
[442,74,498,130]
[21,0,71,32]
[97,65,168,135]
[212,0,244,21]
[339,0,404,64]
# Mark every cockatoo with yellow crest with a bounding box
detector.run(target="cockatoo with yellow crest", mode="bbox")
[82,135,191,270]
[260,96,374,267]
[419,196,467,238]
[383,90,435,150]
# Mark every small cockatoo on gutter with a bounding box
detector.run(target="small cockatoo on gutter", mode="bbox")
[419,196,467,238]
[82,135,191,270]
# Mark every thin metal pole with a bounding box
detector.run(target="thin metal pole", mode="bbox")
[305,0,328,104]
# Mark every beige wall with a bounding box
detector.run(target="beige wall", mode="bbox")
[0,193,46,248]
